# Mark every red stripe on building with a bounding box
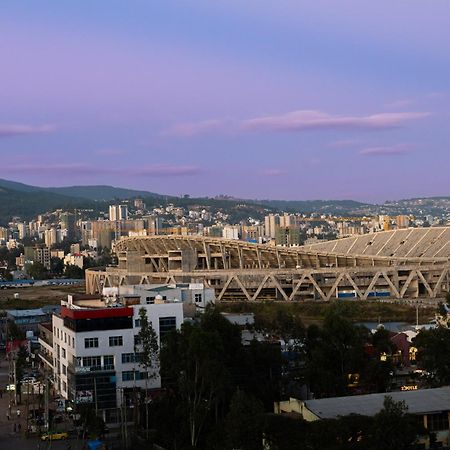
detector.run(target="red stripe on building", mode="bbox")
[61,306,133,320]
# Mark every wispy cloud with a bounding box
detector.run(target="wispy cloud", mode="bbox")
[241,110,429,133]
[168,110,430,137]
[0,163,202,177]
[0,124,55,138]
[134,164,202,176]
[359,143,413,156]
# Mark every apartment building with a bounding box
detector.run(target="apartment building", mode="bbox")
[46,293,183,422]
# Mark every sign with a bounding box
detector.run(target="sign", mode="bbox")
[401,385,418,391]
[76,390,93,404]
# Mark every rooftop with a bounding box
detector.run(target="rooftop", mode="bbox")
[305,387,450,419]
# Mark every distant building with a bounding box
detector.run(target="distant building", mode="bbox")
[275,226,301,246]
[109,205,128,221]
[265,214,280,238]
[61,212,77,240]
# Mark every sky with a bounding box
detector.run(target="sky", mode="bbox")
[1,1,449,203]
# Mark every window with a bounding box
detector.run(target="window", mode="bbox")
[62,381,67,392]
[62,365,67,375]
[134,335,141,346]
[82,356,101,369]
[103,355,114,370]
[109,336,123,347]
[72,337,75,347]
[135,319,141,327]
[122,353,142,364]
[194,293,203,303]
[136,371,149,380]
[159,317,177,340]
[122,371,135,381]
[84,337,98,348]
[146,296,155,304]
[61,348,66,359]
[427,413,449,432]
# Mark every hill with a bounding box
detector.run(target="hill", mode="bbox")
[0,179,163,202]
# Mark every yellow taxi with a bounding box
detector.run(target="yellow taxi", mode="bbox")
[40,431,69,441]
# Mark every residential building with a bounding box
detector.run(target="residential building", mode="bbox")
[109,205,128,221]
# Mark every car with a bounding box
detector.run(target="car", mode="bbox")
[40,432,68,441]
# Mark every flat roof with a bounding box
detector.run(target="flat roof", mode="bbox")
[305,387,450,419]
[6,309,47,317]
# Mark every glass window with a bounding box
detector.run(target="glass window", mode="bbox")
[194,293,202,303]
[135,319,141,327]
[61,348,66,359]
[159,317,176,340]
[84,337,98,348]
[109,336,123,347]
[427,413,449,432]
[146,297,155,304]
[62,365,67,375]
[103,355,114,370]
[122,371,135,381]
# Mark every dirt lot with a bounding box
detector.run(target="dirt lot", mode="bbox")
[0,283,85,309]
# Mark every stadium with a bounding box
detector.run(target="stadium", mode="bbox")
[85,228,450,302]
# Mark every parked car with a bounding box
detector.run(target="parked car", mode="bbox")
[40,432,68,441]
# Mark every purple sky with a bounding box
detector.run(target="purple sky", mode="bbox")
[1,1,449,203]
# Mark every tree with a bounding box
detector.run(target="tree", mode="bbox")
[27,262,49,280]
[135,307,159,437]
[160,307,242,448]
[223,389,264,450]
[64,264,84,279]
[413,327,450,386]
[369,396,419,450]
[50,257,64,275]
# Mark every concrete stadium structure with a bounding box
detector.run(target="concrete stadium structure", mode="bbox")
[85,228,450,302]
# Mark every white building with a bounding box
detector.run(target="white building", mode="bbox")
[64,253,84,269]
[109,205,128,221]
[44,293,183,422]
[103,283,216,310]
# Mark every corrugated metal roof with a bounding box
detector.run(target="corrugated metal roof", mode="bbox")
[305,387,450,419]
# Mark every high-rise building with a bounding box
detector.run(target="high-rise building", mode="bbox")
[275,226,301,246]
[61,212,77,240]
[264,214,280,238]
[109,205,128,221]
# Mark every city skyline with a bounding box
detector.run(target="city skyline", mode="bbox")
[1,1,449,202]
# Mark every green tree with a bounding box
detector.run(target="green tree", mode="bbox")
[369,396,419,450]
[413,327,450,386]
[223,389,264,450]
[27,262,49,279]
[160,307,242,448]
[135,307,159,437]
[64,264,84,279]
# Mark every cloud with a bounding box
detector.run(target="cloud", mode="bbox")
[134,164,202,176]
[168,110,430,137]
[0,164,98,174]
[0,124,55,138]
[0,163,202,177]
[241,110,430,133]
[167,119,228,137]
[359,144,413,156]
